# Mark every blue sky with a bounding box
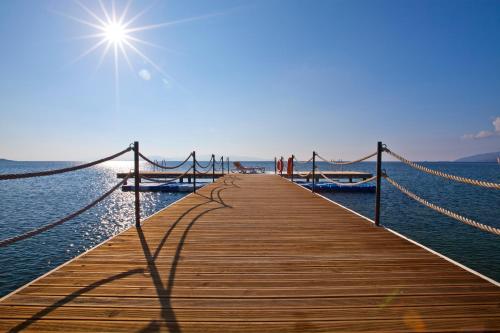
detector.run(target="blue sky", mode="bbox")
[0,0,499,161]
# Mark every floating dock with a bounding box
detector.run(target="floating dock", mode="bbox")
[116,171,373,183]
[1,174,498,332]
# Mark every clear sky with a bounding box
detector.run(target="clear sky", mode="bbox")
[0,0,499,161]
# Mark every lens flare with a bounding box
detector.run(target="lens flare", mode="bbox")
[56,0,222,109]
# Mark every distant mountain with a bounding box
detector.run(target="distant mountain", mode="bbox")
[454,151,500,163]
[0,158,13,162]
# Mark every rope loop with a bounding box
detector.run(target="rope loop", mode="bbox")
[0,147,132,181]
[195,156,214,169]
[384,174,500,236]
[139,152,193,170]
[293,156,313,164]
[384,148,500,190]
[0,172,132,247]
[141,166,194,184]
[316,151,377,166]
[319,171,377,186]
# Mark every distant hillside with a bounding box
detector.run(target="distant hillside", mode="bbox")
[0,158,13,162]
[455,151,500,163]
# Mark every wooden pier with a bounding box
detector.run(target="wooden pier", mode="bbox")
[1,174,499,332]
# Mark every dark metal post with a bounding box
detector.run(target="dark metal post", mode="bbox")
[192,151,196,193]
[221,156,224,175]
[212,154,215,182]
[291,155,294,182]
[280,156,283,177]
[227,157,230,173]
[375,141,383,226]
[274,157,277,174]
[312,151,316,193]
[133,141,140,227]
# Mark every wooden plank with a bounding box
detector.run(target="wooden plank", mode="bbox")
[1,174,498,332]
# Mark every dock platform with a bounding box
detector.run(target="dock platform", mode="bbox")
[116,171,373,183]
[1,174,499,332]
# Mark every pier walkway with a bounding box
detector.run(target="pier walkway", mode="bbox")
[1,174,499,332]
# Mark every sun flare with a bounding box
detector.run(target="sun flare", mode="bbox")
[57,0,221,109]
[103,22,128,44]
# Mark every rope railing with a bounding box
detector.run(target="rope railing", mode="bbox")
[293,156,313,164]
[0,147,132,180]
[384,148,500,190]
[0,173,132,247]
[295,171,312,177]
[316,151,377,166]
[384,174,500,236]
[141,166,194,184]
[318,171,377,186]
[195,156,214,169]
[195,164,214,175]
[0,142,224,249]
[138,152,193,170]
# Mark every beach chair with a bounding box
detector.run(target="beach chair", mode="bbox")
[232,162,265,174]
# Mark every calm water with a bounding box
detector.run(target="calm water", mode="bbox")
[0,160,499,296]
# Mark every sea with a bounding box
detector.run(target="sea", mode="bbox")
[0,159,499,297]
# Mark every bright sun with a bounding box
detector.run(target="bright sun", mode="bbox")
[59,1,220,109]
[103,22,128,44]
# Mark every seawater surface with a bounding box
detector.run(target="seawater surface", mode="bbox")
[0,160,499,296]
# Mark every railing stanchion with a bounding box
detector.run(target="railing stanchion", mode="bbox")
[375,141,383,226]
[280,157,284,177]
[312,151,316,193]
[133,141,141,227]
[221,156,224,175]
[291,155,294,183]
[192,151,197,193]
[227,157,230,173]
[212,154,215,182]
[274,157,277,174]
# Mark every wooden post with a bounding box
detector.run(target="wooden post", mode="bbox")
[291,155,294,182]
[312,151,316,193]
[212,154,215,182]
[227,157,230,174]
[221,156,224,175]
[192,151,197,193]
[375,141,383,226]
[274,157,277,174]
[133,141,140,227]
[280,157,284,177]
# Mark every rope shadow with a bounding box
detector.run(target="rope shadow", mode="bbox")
[8,179,236,333]
[8,268,145,333]
[136,183,233,333]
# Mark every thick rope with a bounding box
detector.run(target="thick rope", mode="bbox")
[316,151,377,166]
[139,152,193,170]
[384,175,500,236]
[140,166,194,184]
[195,164,214,175]
[195,156,214,169]
[295,170,312,178]
[384,148,500,190]
[0,147,132,180]
[293,156,313,164]
[319,171,377,186]
[0,173,132,247]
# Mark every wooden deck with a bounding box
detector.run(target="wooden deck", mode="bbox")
[1,174,499,332]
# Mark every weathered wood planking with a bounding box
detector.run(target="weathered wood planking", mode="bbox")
[0,174,499,332]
